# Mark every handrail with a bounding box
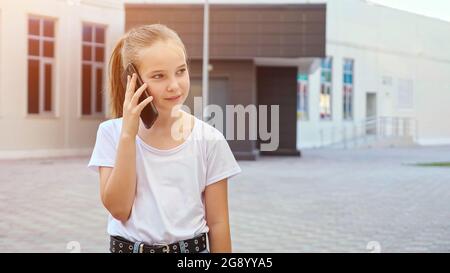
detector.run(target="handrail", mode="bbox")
[317,116,418,148]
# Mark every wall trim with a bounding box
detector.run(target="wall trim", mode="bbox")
[0,148,92,160]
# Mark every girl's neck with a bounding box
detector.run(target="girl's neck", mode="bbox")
[139,108,185,135]
[154,109,182,128]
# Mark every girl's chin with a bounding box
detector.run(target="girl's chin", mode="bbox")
[157,102,185,112]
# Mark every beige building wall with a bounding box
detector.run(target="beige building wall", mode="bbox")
[0,0,124,158]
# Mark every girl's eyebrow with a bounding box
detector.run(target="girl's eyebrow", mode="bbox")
[149,64,186,74]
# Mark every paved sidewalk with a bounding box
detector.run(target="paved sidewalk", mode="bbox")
[1,145,449,252]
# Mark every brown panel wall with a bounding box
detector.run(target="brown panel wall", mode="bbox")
[188,60,258,160]
[125,4,326,59]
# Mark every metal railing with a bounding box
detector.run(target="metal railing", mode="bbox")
[318,116,418,149]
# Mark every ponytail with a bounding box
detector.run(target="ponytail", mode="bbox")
[108,37,126,118]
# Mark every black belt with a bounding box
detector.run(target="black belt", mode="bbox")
[110,233,208,253]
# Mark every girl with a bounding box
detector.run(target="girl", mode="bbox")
[87,24,241,253]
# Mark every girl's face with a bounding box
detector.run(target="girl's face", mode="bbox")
[138,40,190,113]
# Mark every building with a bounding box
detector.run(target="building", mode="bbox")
[0,0,124,158]
[294,0,450,148]
[1,0,450,160]
[123,2,326,159]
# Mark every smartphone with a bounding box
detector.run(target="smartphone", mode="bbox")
[122,63,158,129]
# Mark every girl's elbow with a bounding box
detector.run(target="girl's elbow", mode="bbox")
[101,195,131,222]
[108,206,131,222]
[111,210,131,222]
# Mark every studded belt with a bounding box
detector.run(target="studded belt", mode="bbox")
[110,233,208,253]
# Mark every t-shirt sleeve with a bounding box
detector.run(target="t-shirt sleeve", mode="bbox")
[87,122,117,173]
[205,131,242,186]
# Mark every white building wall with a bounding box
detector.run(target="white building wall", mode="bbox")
[0,0,124,158]
[298,0,450,148]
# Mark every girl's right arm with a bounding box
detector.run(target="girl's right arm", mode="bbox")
[98,73,154,222]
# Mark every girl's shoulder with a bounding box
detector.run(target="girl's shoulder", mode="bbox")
[191,114,226,142]
[98,117,123,136]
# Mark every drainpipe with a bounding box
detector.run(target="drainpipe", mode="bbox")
[202,0,209,121]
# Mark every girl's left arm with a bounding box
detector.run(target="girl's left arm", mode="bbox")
[205,178,232,253]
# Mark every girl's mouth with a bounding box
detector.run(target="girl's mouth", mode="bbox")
[165,95,181,101]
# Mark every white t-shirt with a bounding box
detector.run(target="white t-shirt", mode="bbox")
[87,115,241,245]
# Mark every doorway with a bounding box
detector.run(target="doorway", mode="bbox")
[366,93,377,135]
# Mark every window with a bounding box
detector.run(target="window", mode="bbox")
[82,23,106,115]
[343,58,354,120]
[297,73,309,120]
[320,57,332,120]
[27,17,55,114]
[397,78,413,110]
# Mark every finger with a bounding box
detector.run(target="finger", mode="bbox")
[127,73,137,94]
[124,73,138,103]
[130,82,148,106]
[124,75,132,103]
[136,95,154,113]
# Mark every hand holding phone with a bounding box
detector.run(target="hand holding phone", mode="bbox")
[121,63,159,130]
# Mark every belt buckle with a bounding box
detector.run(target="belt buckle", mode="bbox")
[153,243,170,253]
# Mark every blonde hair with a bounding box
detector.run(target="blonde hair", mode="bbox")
[108,24,188,118]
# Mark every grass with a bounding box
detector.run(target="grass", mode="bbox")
[414,162,450,167]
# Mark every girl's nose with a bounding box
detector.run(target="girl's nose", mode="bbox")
[167,78,180,92]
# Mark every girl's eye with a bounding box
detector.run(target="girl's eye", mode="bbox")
[177,68,186,75]
[152,74,163,79]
